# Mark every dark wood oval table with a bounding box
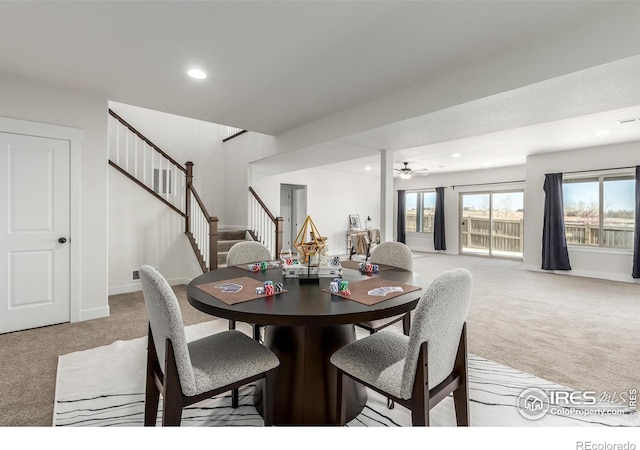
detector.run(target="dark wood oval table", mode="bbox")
[187,265,428,425]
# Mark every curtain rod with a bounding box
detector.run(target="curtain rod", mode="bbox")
[552,165,637,176]
[450,180,525,190]
[402,186,448,192]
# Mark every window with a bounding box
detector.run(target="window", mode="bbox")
[405,191,436,233]
[460,191,524,259]
[153,168,172,195]
[563,174,635,249]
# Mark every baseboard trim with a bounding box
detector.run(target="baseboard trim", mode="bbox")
[77,306,110,322]
[108,277,192,296]
[523,264,640,284]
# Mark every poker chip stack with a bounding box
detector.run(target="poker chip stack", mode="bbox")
[330,256,340,267]
[263,280,275,295]
[249,263,261,272]
[274,282,284,293]
[358,262,379,273]
[329,277,350,296]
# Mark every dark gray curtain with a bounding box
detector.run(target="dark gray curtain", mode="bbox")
[434,187,446,251]
[633,166,640,278]
[397,190,406,243]
[542,173,571,270]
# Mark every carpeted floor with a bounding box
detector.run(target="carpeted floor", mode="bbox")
[53,320,638,427]
[0,252,638,426]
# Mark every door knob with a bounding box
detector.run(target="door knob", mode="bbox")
[58,237,67,244]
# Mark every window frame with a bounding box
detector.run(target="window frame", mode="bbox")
[562,171,635,250]
[404,190,437,234]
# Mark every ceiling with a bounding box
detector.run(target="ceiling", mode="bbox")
[1,1,639,176]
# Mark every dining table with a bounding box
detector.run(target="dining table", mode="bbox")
[186,263,428,425]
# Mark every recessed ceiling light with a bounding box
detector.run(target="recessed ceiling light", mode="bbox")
[365,166,372,171]
[451,153,461,158]
[618,117,640,124]
[187,69,207,79]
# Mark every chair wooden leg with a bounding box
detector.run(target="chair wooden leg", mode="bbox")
[336,369,347,426]
[144,380,160,426]
[228,319,236,330]
[453,385,470,426]
[263,373,274,426]
[161,340,184,426]
[253,324,262,342]
[402,313,411,336]
[232,388,239,408]
[453,323,470,426]
[144,330,160,426]
[410,341,430,426]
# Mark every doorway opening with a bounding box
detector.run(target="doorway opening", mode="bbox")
[280,184,307,251]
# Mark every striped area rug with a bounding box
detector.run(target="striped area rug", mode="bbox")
[54,320,638,427]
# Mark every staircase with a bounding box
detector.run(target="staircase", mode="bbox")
[217,229,249,267]
[107,108,283,272]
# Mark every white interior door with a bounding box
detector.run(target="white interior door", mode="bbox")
[280,186,292,249]
[0,132,70,333]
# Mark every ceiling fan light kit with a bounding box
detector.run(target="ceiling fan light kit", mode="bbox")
[395,161,429,180]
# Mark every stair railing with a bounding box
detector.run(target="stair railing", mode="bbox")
[108,110,187,215]
[108,109,217,271]
[186,162,218,271]
[249,187,283,259]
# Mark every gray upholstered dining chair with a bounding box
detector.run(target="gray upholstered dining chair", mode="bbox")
[355,241,414,336]
[331,268,473,426]
[139,265,279,426]
[226,241,273,341]
[355,241,414,409]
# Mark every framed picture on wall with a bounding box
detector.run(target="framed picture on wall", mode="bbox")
[349,214,361,231]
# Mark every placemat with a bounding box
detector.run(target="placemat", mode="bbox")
[234,260,282,271]
[323,277,421,305]
[339,260,394,272]
[195,276,287,305]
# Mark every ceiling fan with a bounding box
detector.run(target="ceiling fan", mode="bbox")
[394,161,429,180]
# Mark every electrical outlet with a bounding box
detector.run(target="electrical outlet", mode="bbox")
[132,267,159,281]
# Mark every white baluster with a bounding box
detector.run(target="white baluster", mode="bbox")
[115,122,120,165]
[142,142,147,185]
[125,129,129,171]
[134,137,138,179]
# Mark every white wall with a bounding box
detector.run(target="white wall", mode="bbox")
[524,142,640,283]
[108,168,202,294]
[222,131,277,229]
[252,167,380,256]
[395,165,526,254]
[0,73,109,320]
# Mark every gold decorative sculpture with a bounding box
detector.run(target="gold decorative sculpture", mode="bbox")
[293,215,326,265]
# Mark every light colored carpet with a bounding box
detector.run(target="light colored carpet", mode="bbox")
[409,252,639,402]
[53,320,638,427]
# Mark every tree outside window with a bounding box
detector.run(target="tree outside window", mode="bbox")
[563,174,635,249]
